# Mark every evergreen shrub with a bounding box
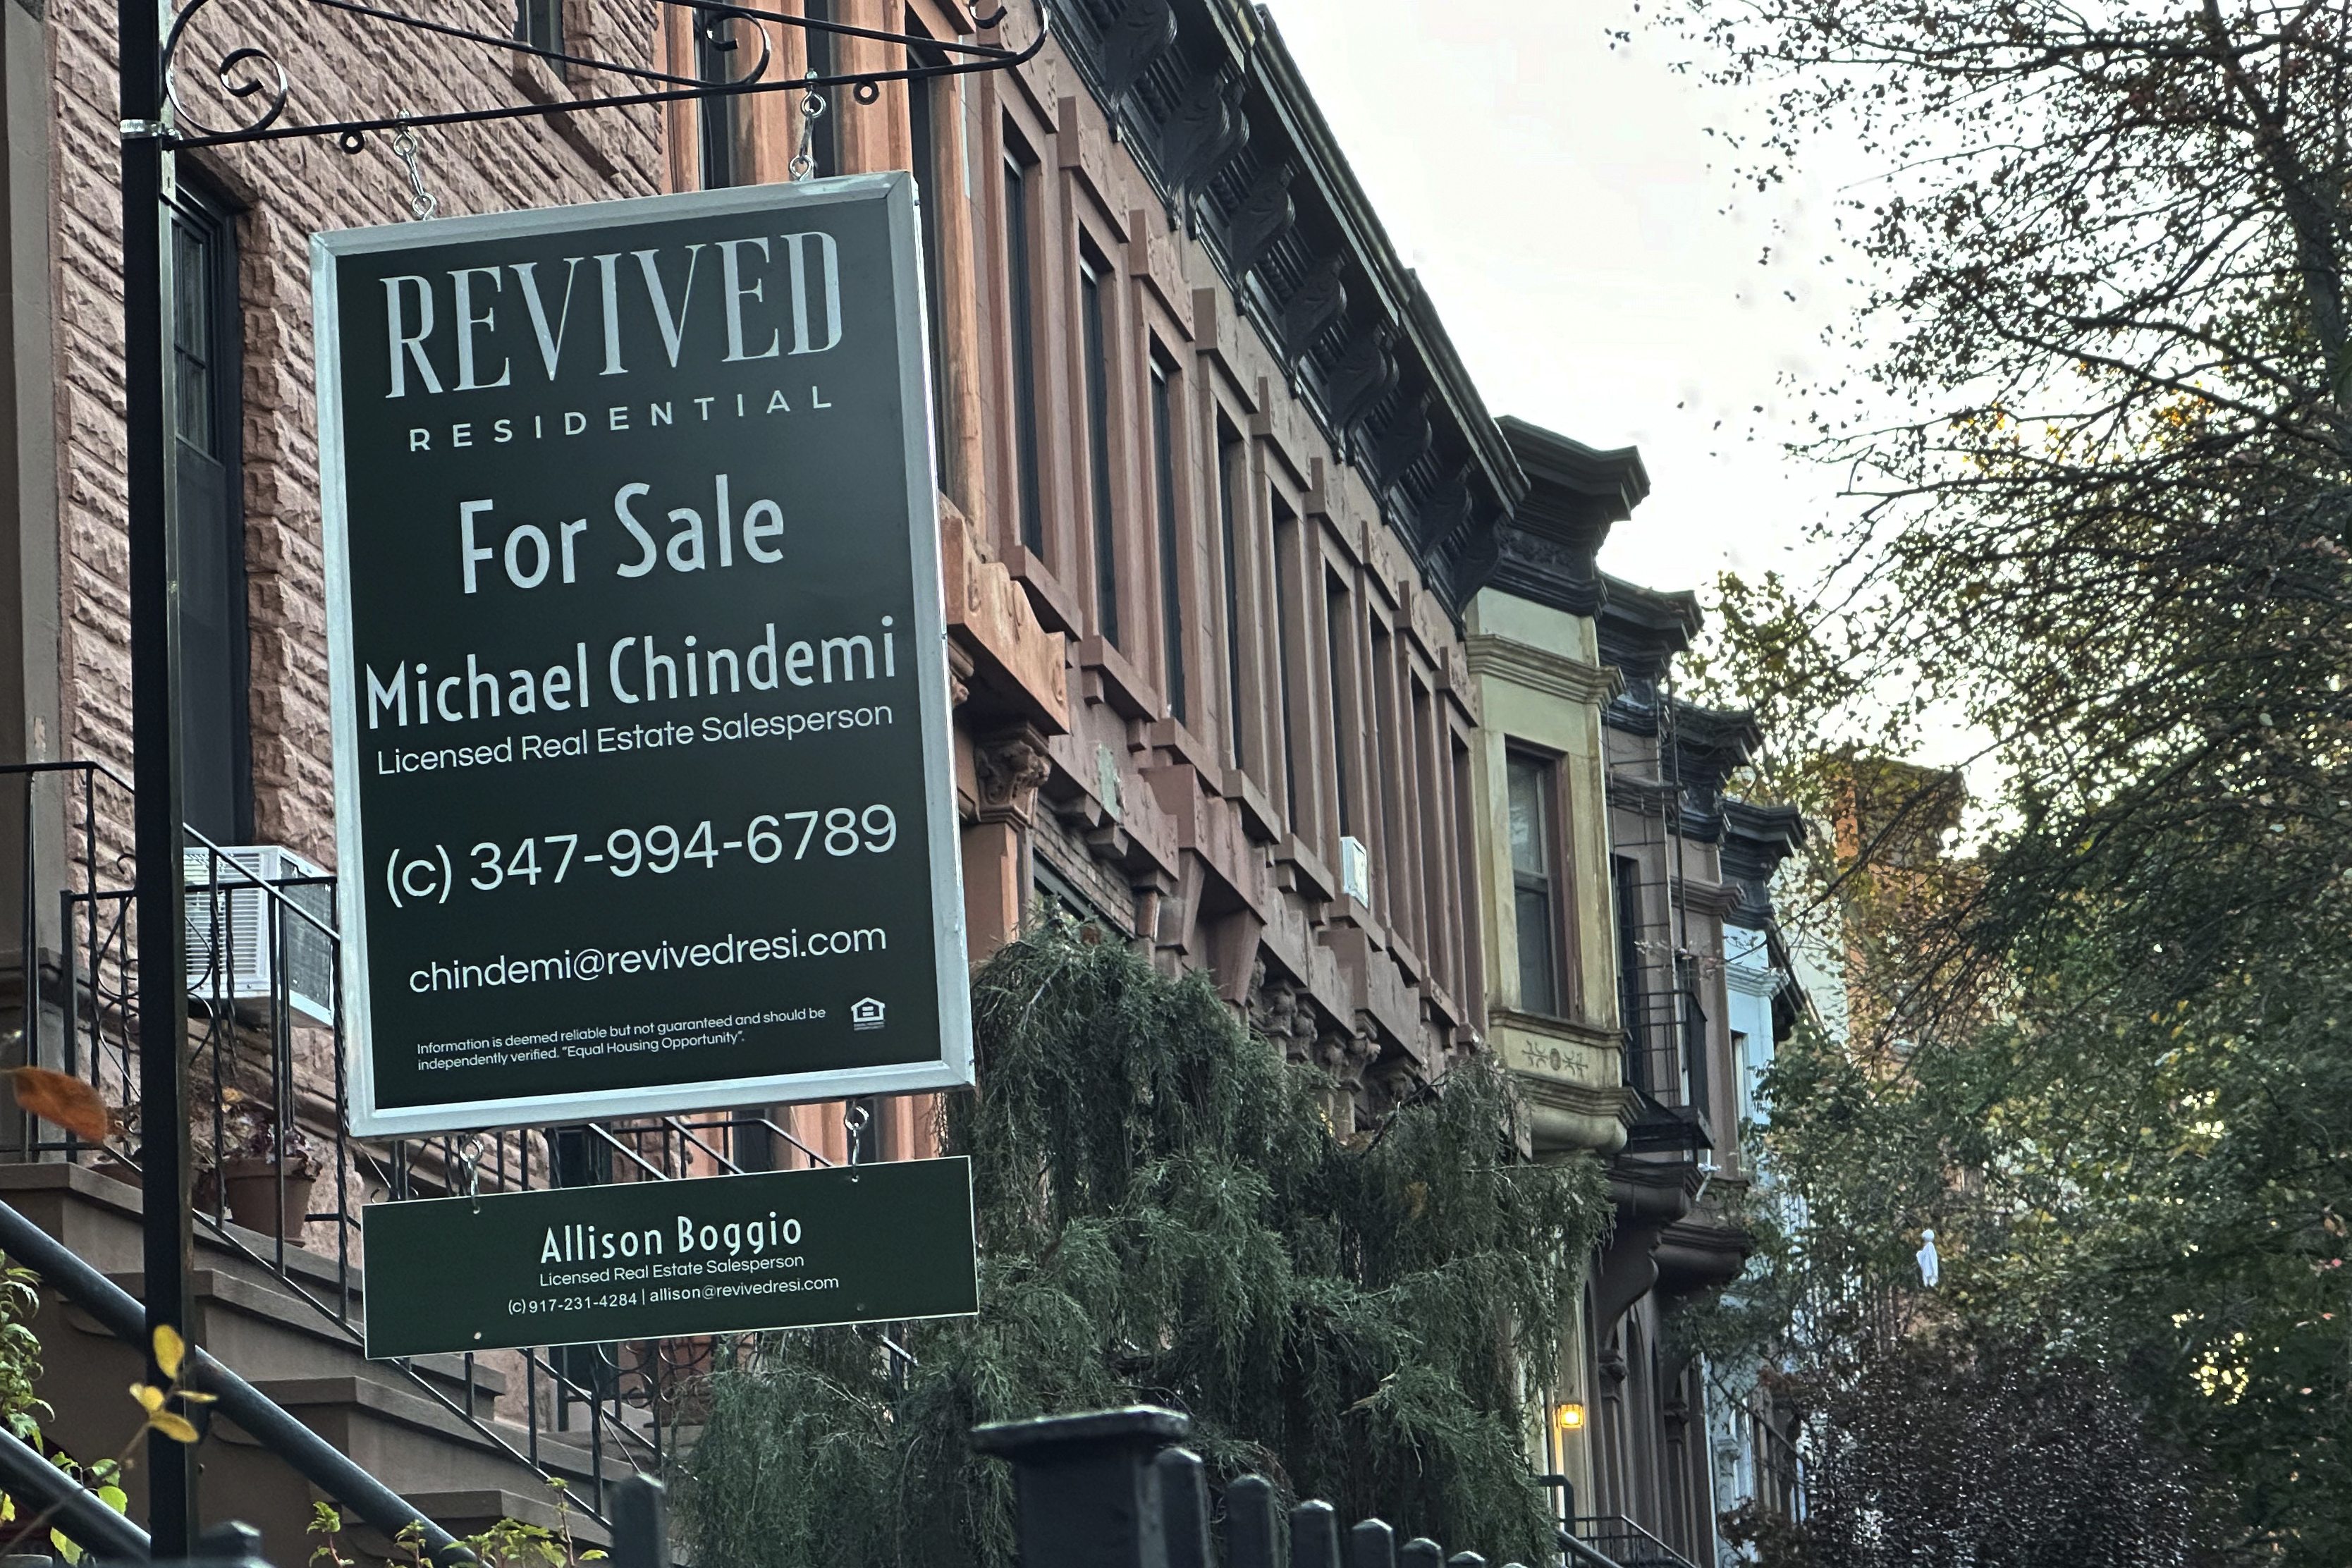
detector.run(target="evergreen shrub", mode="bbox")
[678,925,1610,1568]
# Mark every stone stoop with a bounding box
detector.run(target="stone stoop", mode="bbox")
[0,1163,645,1564]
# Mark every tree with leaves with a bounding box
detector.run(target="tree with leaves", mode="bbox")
[675,926,1610,1568]
[1647,1,2352,1559]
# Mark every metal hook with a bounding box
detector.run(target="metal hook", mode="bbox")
[456,1132,486,1213]
[790,68,826,182]
[843,1101,869,1166]
[391,113,437,219]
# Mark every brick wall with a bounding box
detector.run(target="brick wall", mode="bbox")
[50,0,666,868]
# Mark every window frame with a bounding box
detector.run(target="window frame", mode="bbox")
[1000,141,1048,559]
[1148,345,1187,724]
[1075,238,1121,648]
[166,179,253,846]
[1507,747,1567,1019]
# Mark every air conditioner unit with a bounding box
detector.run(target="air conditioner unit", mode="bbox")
[183,845,336,1025]
[1339,835,1371,905]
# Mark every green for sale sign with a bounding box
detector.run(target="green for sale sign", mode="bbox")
[314,177,970,1137]
[360,1158,979,1359]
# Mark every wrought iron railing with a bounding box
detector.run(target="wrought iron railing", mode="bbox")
[1571,1514,1700,1568]
[0,758,910,1524]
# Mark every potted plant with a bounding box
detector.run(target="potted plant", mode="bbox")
[218,1103,324,1244]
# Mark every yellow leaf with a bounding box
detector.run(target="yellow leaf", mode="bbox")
[52,1526,82,1564]
[130,1383,164,1414]
[153,1324,185,1381]
[146,1411,200,1445]
[6,1068,114,1144]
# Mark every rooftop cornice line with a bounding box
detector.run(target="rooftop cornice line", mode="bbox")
[1039,0,1525,618]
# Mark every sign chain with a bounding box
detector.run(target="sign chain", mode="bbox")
[455,1133,486,1212]
[392,114,439,220]
[790,71,826,182]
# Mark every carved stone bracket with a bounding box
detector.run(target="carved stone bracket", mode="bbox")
[1373,388,1433,491]
[1232,157,1297,281]
[974,724,1054,829]
[1163,63,1249,212]
[1328,321,1398,437]
[1249,970,1318,1065]
[1097,0,1177,114]
[1280,255,1347,361]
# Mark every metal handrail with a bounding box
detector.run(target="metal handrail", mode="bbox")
[0,1422,152,1559]
[4,757,800,1519]
[1559,1529,1627,1568]
[0,1192,464,1562]
[1571,1515,1701,1568]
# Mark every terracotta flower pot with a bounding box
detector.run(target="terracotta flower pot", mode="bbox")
[219,1155,317,1244]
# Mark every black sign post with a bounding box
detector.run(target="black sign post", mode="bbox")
[315,177,969,1136]
[360,1157,979,1358]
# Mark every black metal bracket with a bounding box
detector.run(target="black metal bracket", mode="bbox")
[148,0,1039,152]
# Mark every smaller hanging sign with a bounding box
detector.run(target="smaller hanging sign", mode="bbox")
[360,1157,978,1359]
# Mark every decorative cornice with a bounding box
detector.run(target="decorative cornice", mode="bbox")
[1514,1072,1640,1122]
[1044,0,1527,625]
[1672,876,1744,920]
[1464,635,1620,709]
[1597,574,1702,685]
[1486,417,1646,616]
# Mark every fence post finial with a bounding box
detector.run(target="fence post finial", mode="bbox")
[971,1406,1192,1568]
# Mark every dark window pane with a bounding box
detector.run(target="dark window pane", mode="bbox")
[1151,361,1185,723]
[1218,434,1244,766]
[1273,496,1299,823]
[1516,886,1558,1016]
[1004,159,1045,555]
[1508,753,1548,874]
[515,0,562,53]
[1081,263,1118,645]
[1326,580,1352,835]
[1615,855,1645,1084]
[169,192,250,845]
[1510,754,1557,1015]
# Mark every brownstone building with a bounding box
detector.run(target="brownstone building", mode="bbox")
[0,0,1799,1555]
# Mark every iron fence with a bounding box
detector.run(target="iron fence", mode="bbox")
[974,1406,1607,1568]
[0,758,910,1525]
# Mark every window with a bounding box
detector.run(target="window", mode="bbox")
[1370,620,1399,903]
[1732,1029,1755,1125]
[1149,355,1186,723]
[1509,752,1561,1015]
[169,188,250,846]
[1217,427,1245,766]
[802,0,840,177]
[1325,577,1354,835]
[907,34,950,481]
[1003,154,1046,555]
[1614,855,1645,1084]
[1079,255,1118,644]
[1681,981,1710,1117]
[696,12,739,189]
[1271,494,1301,823]
[516,0,561,53]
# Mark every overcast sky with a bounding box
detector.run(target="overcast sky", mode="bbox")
[1261,0,1868,600]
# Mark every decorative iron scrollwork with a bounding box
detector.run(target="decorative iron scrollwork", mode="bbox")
[153,0,1043,153]
[161,0,291,140]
